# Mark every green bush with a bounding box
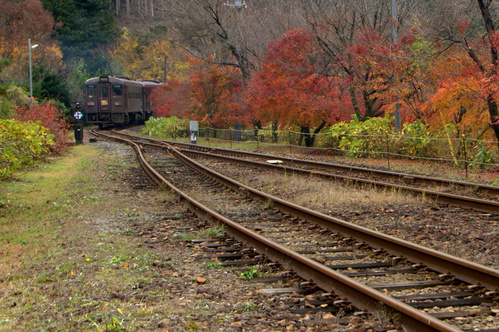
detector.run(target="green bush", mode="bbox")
[0,119,54,178]
[396,120,435,157]
[330,116,394,157]
[329,116,435,158]
[142,116,187,138]
[0,85,30,119]
[469,140,498,169]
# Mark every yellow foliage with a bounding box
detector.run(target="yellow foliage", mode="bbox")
[1,41,64,84]
[111,31,188,81]
[429,77,488,128]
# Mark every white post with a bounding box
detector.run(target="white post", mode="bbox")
[29,39,39,106]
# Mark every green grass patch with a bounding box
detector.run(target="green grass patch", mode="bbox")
[0,145,99,263]
[0,143,179,331]
[240,266,261,280]
[172,225,226,242]
[203,260,222,269]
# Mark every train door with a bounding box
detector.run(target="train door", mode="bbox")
[98,82,111,112]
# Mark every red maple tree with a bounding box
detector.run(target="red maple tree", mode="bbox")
[151,57,245,129]
[14,102,70,153]
[246,29,347,147]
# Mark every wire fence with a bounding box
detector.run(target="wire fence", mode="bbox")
[168,126,499,172]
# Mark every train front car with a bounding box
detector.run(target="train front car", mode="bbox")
[84,76,146,128]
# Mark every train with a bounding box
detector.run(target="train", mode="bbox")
[84,76,162,128]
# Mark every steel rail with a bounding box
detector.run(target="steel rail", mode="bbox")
[176,148,499,213]
[117,136,499,213]
[111,132,499,211]
[159,139,499,196]
[164,141,499,291]
[119,139,499,213]
[92,129,461,332]
[107,130,499,289]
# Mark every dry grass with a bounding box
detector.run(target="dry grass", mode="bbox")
[251,172,426,212]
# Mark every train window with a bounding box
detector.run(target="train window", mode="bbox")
[112,85,123,96]
[87,85,96,98]
[127,87,142,99]
[101,86,109,98]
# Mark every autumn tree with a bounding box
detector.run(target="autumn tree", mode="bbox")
[411,0,499,143]
[151,78,191,118]
[151,57,244,130]
[0,0,72,107]
[169,0,305,86]
[467,0,499,143]
[0,0,54,61]
[186,58,244,129]
[0,0,56,84]
[302,0,416,122]
[111,28,188,81]
[246,29,343,147]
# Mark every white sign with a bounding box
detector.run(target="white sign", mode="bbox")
[189,121,199,131]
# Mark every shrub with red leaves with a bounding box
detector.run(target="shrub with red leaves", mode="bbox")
[13,102,71,154]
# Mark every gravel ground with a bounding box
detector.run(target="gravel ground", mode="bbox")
[3,130,497,331]
[10,137,390,331]
[198,158,499,270]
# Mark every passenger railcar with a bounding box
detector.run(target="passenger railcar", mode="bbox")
[84,76,161,128]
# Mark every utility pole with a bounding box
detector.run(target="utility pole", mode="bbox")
[392,0,401,130]
[29,39,39,106]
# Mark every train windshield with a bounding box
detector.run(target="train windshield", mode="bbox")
[100,86,109,98]
[87,85,96,98]
[112,85,123,96]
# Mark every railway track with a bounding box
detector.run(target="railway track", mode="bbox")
[147,137,499,195]
[114,131,499,214]
[91,129,499,331]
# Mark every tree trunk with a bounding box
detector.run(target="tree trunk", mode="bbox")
[252,119,262,140]
[300,126,314,147]
[486,95,499,144]
[272,121,278,143]
[300,120,327,147]
[475,0,499,144]
[349,87,364,121]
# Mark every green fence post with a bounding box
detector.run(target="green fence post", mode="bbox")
[386,134,390,170]
[462,134,468,178]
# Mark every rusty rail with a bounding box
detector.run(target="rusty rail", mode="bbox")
[93,129,496,331]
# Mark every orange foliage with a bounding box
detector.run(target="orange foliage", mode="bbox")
[151,57,245,128]
[245,29,344,130]
[0,0,54,60]
[14,102,70,153]
[187,57,244,128]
